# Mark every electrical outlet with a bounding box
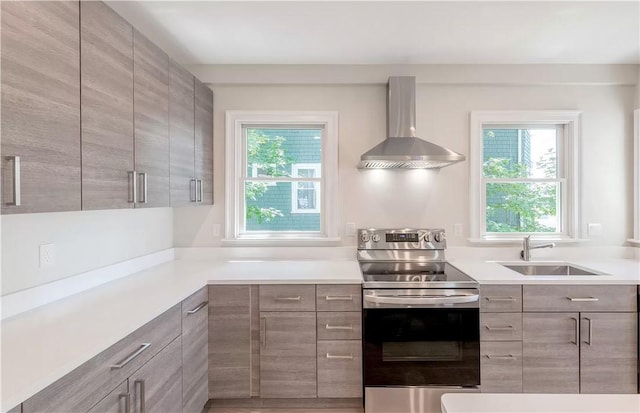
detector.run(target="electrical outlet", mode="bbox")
[39,244,56,268]
[454,223,463,237]
[345,222,356,237]
[213,224,221,237]
[588,223,602,236]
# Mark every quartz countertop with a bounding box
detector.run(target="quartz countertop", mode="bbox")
[441,393,640,413]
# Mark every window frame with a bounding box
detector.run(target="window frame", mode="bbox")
[290,163,322,214]
[225,111,339,245]
[469,111,582,242]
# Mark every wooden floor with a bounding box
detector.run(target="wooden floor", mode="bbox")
[207,408,363,413]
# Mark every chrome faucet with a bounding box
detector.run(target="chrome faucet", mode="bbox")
[521,235,555,261]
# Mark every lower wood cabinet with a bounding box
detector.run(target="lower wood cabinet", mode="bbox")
[87,381,128,413]
[480,341,523,393]
[182,288,209,413]
[259,311,317,398]
[317,340,362,398]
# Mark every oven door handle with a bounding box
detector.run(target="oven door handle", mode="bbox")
[364,293,479,306]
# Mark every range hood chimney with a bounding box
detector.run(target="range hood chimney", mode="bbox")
[358,76,465,169]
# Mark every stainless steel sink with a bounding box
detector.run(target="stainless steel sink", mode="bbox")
[501,263,607,276]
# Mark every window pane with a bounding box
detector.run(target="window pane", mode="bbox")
[245,181,320,232]
[485,182,559,233]
[247,128,323,178]
[483,128,558,178]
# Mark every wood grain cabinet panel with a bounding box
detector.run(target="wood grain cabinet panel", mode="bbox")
[133,29,169,208]
[80,1,134,210]
[579,312,638,393]
[317,340,362,398]
[1,1,81,214]
[169,60,196,206]
[317,312,362,341]
[316,285,362,312]
[480,285,522,313]
[480,313,523,341]
[522,313,580,394]
[130,337,183,413]
[6,405,21,413]
[194,77,214,205]
[259,285,316,311]
[209,285,252,399]
[260,311,317,398]
[182,287,209,413]
[87,381,128,413]
[480,341,523,393]
[523,285,637,312]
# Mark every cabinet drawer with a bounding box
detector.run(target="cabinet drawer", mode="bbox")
[481,341,523,393]
[259,285,316,311]
[317,312,362,341]
[316,285,361,311]
[23,304,181,413]
[480,285,522,312]
[317,340,362,398]
[523,285,637,312]
[480,313,522,341]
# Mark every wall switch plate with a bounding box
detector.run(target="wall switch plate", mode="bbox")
[39,244,55,268]
[454,223,463,237]
[345,222,356,237]
[213,224,221,237]
[588,223,602,236]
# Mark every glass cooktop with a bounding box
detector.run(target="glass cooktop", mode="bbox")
[360,261,478,288]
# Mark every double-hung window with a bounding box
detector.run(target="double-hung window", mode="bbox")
[225,111,338,243]
[470,111,581,241]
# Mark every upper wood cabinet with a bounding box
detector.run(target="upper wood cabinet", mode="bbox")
[194,77,214,205]
[80,1,135,210]
[133,29,170,208]
[1,1,81,214]
[169,60,196,207]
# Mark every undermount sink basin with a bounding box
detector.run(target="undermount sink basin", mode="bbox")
[500,263,607,276]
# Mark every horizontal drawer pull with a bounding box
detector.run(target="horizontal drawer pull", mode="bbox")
[325,324,353,330]
[485,354,516,360]
[274,296,301,301]
[110,343,151,369]
[186,301,208,315]
[484,325,514,331]
[566,297,599,302]
[326,353,354,360]
[325,295,353,301]
[485,296,516,302]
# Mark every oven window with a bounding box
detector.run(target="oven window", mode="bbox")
[364,308,480,387]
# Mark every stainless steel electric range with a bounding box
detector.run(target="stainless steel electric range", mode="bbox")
[359,228,480,413]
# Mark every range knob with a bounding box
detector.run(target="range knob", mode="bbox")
[371,233,381,242]
[434,232,446,243]
[360,233,370,243]
[423,232,431,243]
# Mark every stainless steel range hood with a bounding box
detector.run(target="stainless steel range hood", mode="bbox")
[358,76,465,169]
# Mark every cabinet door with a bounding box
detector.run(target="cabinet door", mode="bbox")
[81,1,134,210]
[169,61,195,206]
[580,312,638,393]
[260,311,317,398]
[87,381,128,413]
[194,77,213,204]
[130,337,182,413]
[1,1,81,214]
[209,285,252,398]
[182,288,209,413]
[133,30,169,208]
[522,313,579,393]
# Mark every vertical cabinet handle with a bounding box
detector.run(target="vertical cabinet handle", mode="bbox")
[6,156,21,206]
[570,317,578,345]
[119,393,131,413]
[138,172,148,204]
[134,379,146,413]
[190,179,197,202]
[129,170,138,204]
[260,317,267,348]
[199,179,204,202]
[195,179,203,202]
[583,317,593,346]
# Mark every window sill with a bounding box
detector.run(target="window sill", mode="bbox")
[626,239,640,247]
[221,237,341,247]
[467,237,592,247]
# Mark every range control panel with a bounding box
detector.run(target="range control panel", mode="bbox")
[357,228,447,250]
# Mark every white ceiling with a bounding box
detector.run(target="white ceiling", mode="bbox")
[107,1,640,65]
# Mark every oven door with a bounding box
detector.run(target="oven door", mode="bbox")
[363,295,480,387]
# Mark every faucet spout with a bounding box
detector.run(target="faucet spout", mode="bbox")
[521,235,555,261]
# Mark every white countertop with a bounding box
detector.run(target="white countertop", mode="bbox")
[441,393,640,413]
[1,253,638,412]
